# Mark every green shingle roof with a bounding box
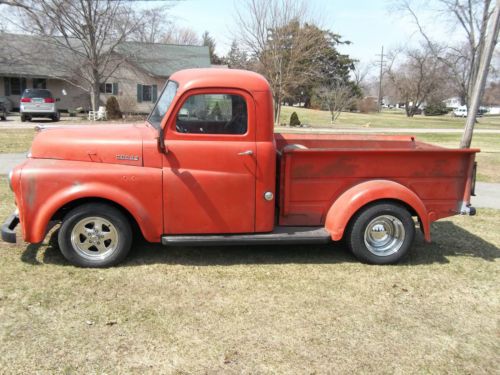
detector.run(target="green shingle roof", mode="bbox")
[0,33,211,78]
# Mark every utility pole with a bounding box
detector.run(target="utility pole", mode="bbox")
[376,46,385,113]
[461,1,500,148]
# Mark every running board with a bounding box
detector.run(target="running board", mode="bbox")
[161,226,331,246]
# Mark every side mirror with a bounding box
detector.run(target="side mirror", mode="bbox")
[56,98,61,102]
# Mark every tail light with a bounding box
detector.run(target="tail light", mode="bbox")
[471,162,477,196]
[44,98,55,103]
[20,98,31,103]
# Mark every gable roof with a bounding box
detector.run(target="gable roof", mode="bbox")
[0,33,211,79]
[116,42,211,77]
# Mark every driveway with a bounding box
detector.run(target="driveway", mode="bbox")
[1,152,499,209]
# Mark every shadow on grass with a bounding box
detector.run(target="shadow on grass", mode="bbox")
[21,221,499,267]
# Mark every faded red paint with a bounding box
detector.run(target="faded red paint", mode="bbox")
[7,69,478,245]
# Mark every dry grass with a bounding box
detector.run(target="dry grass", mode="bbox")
[280,106,500,129]
[0,129,35,153]
[0,177,498,373]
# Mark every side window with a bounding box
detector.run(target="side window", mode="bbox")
[176,94,247,135]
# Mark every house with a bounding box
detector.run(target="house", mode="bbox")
[443,97,462,109]
[0,33,211,113]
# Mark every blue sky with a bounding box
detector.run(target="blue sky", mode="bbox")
[165,0,434,67]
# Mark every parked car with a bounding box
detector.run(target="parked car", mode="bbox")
[0,96,13,120]
[2,69,479,268]
[453,106,468,117]
[20,89,60,122]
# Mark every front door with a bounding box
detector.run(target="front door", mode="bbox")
[162,89,256,234]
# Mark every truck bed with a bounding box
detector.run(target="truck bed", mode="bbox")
[275,133,478,226]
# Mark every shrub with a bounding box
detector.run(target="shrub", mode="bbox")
[358,97,378,113]
[424,102,449,116]
[290,111,301,127]
[106,96,122,120]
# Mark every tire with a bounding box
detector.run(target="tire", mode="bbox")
[58,203,132,267]
[20,114,26,122]
[52,112,60,122]
[346,202,415,265]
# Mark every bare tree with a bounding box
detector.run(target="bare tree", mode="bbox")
[386,46,446,117]
[235,0,326,125]
[399,0,497,108]
[315,81,356,123]
[161,24,200,45]
[5,0,146,111]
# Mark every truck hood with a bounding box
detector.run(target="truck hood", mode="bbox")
[30,124,146,166]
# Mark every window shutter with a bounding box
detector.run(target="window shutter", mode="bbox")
[4,77,10,96]
[137,84,143,103]
[152,85,158,102]
[112,82,118,95]
[21,78,27,94]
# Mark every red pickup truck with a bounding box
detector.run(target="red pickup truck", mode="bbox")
[3,69,478,267]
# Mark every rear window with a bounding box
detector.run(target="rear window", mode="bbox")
[22,89,52,99]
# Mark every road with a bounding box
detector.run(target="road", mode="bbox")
[1,152,498,209]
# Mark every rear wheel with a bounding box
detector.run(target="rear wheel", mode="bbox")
[20,114,27,122]
[52,112,60,122]
[58,203,132,267]
[346,202,415,265]
[1,110,6,120]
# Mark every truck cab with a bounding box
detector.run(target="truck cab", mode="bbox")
[2,69,478,267]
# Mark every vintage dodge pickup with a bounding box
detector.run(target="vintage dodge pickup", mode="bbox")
[2,69,478,267]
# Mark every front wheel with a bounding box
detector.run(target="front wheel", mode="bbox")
[346,202,415,265]
[58,203,132,267]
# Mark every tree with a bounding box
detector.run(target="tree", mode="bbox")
[400,0,496,107]
[202,31,223,64]
[386,46,446,117]
[235,0,332,124]
[162,25,200,45]
[226,40,248,69]
[7,0,144,111]
[315,80,356,123]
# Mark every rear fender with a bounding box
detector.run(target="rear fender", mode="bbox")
[324,180,430,242]
[28,182,159,243]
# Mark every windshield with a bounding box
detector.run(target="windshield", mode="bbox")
[148,80,178,129]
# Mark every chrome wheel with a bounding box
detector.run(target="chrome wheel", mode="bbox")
[363,215,405,257]
[70,216,119,261]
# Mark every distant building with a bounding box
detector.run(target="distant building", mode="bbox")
[443,97,462,109]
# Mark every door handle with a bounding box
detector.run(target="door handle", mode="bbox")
[237,150,254,156]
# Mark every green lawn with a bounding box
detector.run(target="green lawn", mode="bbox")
[280,106,500,129]
[0,176,498,373]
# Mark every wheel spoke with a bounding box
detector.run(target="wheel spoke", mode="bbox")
[95,242,108,253]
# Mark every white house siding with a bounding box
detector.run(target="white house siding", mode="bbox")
[100,62,166,114]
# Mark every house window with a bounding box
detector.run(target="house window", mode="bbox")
[137,84,157,103]
[142,85,152,101]
[99,82,118,95]
[100,83,112,94]
[10,78,21,95]
[33,78,47,89]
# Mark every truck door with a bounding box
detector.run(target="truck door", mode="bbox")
[162,89,257,234]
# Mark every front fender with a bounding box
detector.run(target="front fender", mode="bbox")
[18,159,163,243]
[324,180,430,242]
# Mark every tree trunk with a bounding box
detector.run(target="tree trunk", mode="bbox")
[90,69,100,112]
[274,92,282,126]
